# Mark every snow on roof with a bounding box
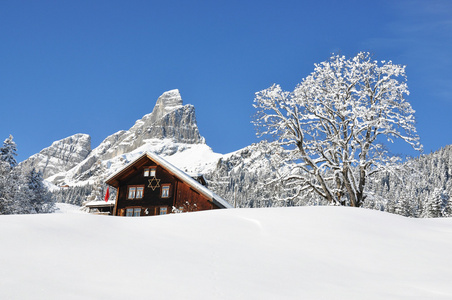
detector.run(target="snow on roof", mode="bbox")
[106,152,233,209]
[84,200,115,207]
[187,172,203,178]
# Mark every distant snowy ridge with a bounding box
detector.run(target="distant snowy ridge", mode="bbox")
[47,139,223,187]
[19,133,91,178]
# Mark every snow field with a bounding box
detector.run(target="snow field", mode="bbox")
[1,206,452,299]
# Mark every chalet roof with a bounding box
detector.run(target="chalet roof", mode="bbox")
[105,152,232,209]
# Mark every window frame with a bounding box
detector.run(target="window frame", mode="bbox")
[136,186,144,199]
[161,184,171,198]
[127,187,136,200]
[133,207,141,216]
[159,207,167,215]
[126,207,142,217]
[144,167,157,177]
[127,185,145,200]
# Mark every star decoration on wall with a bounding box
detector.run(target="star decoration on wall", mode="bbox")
[148,177,161,191]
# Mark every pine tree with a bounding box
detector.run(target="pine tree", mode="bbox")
[0,162,33,214]
[385,197,396,214]
[0,135,18,169]
[439,191,451,218]
[394,196,411,217]
[27,168,55,213]
[422,188,443,218]
[85,180,103,204]
[0,161,14,214]
[0,136,55,215]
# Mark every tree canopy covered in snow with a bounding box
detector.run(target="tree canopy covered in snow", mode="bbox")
[0,135,17,169]
[0,135,55,214]
[254,52,422,207]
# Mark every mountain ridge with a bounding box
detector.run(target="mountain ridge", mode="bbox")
[21,89,224,188]
[20,89,452,217]
[19,133,92,179]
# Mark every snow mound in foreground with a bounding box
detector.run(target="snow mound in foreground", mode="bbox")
[1,207,452,299]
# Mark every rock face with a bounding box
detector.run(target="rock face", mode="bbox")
[88,89,204,161]
[117,90,204,157]
[127,89,203,145]
[35,89,206,185]
[19,134,91,178]
[148,89,184,122]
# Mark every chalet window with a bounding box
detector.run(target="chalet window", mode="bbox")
[159,207,167,215]
[127,185,144,199]
[144,167,156,177]
[136,187,144,199]
[126,207,141,217]
[161,184,171,198]
[128,187,136,199]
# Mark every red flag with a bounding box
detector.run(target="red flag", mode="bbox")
[104,187,110,202]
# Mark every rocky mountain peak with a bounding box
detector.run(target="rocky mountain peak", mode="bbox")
[40,90,205,183]
[129,89,204,144]
[137,89,184,125]
[19,133,91,178]
[152,89,183,117]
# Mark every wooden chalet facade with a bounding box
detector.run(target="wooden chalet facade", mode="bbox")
[105,152,232,217]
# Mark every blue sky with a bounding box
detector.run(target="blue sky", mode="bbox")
[1,0,451,161]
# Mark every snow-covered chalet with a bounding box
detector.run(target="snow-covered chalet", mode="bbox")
[105,152,232,216]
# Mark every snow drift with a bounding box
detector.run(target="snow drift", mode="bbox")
[1,206,452,299]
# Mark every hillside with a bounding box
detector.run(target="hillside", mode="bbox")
[1,207,452,299]
[364,145,452,217]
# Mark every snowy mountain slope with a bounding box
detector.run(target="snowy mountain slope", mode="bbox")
[19,133,91,178]
[43,89,210,186]
[46,139,223,187]
[204,141,292,207]
[1,207,452,299]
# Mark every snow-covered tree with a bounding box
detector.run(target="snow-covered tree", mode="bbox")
[440,192,452,218]
[0,161,15,214]
[84,180,104,204]
[394,196,412,217]
[0,135,18,169]
[0,161,33,214]
[253,52,422,207]
[422,188,444,218]
[0,136,31,214]
[0,136,55,215]
[52,185,93,206]
[26,168,55,213]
